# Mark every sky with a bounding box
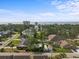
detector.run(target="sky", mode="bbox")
[0,0,79,22]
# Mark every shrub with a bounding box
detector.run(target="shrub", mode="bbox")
[0,48,4,52]
[53,48,71,52]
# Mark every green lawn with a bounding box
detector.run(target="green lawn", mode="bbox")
[11,39,21,46]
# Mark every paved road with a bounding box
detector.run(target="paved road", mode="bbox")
[0,34,20,49]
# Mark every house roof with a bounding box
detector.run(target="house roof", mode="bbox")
[48,34,65,41]
[59,40,68,47]
[48,34,56,41]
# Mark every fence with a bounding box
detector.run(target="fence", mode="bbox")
[0,53,49,59]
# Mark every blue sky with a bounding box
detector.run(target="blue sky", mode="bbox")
[0,0,79,22]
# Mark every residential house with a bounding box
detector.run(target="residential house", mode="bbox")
[48,34,69,48]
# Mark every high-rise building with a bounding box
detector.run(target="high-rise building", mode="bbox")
[34,22,39,32]
[23,21,30,25]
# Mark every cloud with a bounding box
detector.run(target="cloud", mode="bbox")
[50,0,79,22]
[51,0,79,13]
[0,9,47,22]
[0,9,57,22]
[69,12,79,17]
[0,8,79,23]
[51,0,62,6]
[39,12,55,17]
[0,9,27,22]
